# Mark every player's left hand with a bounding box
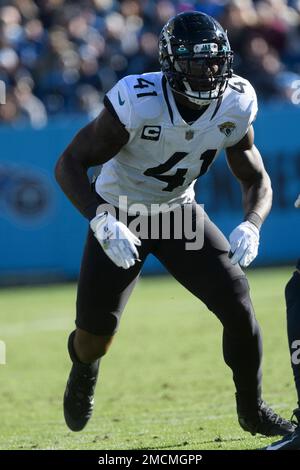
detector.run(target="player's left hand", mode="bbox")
[229,221,259,268]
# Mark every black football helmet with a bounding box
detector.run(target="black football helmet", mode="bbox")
[159,11,233,105]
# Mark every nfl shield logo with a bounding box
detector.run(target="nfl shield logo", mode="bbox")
[185,130,194,140]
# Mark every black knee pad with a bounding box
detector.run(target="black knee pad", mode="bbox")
[207,276,257,335]
[285,271,300,329]
[285,270,300,306]
[206,276,250,310]
[229,276,250,301]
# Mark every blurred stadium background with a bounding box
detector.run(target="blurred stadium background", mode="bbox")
[1,0,300,451]
[0,0,300,282]
[0,0,300,284]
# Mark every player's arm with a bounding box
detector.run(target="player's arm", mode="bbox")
[225,126,272,267]
[55,107,129,220]
[55,107,141,270]
[225,125,272,225]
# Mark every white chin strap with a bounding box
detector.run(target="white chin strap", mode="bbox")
[182,79,219,106]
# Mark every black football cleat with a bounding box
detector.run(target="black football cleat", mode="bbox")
[263,408,300,450]
[63,331,100,432]
[236,394,296,437]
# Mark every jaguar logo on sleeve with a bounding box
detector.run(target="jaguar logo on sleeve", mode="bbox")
[218,121,236,137]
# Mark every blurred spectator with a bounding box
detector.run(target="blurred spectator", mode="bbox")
[0,0,299,126]
[14,77,47,127]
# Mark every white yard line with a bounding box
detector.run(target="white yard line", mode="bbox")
[1,316,73,337]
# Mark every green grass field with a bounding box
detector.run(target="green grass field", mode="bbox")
[0,267,297,450]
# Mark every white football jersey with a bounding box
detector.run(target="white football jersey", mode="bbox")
[95,71,257,214]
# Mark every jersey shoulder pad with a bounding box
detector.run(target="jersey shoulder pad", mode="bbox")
[105,73,163,130]
[222,75,258,146]
[226,74,258,123]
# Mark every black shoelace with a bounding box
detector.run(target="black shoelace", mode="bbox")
[69,371,97,409]
[260,402,285,424]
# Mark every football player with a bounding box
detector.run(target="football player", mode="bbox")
[265,195,300,450]
[55,11,295,437]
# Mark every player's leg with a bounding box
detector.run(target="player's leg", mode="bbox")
[153,204,263,399]
[263,261,300,449]
[152,203,294,436]
[286,261,300,408]
[64,227,148,432]
[74,227,144,359]
[73,329,114,364]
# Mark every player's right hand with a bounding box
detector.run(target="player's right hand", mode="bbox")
[90,211,141,269]
[295,194,300,208]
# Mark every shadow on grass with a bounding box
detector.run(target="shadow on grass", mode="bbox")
[136,434,268,450]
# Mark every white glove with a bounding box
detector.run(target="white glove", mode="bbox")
[295,194,300,208]
[229,221,259,268]
[90,211,141,269]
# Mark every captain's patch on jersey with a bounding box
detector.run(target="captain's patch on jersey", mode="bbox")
[141,126,161,141]
[218,121,236,137]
